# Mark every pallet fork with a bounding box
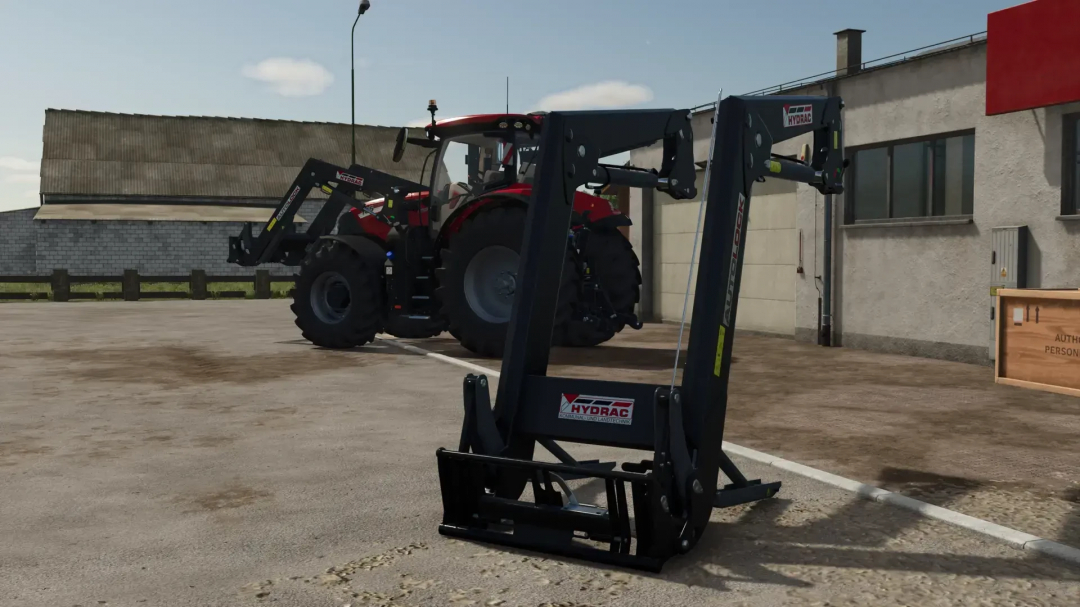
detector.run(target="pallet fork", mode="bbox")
[436,95,846,572]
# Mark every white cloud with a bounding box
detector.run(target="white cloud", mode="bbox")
[0,157,38,172]
[0,158,41,211]
[534,81,654,112]
[242,58,334,96]
[0,189,40,213]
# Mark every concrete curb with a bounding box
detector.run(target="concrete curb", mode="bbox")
[377,337,1080,567]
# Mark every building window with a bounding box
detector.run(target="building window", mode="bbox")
[848,131,975,222]
[1064,113,1080,215]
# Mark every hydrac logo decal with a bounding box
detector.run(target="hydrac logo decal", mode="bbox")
[558,394,634,425]
[336,171,365,186]
[783,104,813,128]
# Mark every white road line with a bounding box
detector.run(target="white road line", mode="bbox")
[375,336,1080,566]
[376,335,500,377]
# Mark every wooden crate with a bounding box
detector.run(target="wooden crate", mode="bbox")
[995,288,1080,397]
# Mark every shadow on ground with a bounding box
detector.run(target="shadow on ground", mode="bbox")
[286,330,1080,548]
[464,485,1079,596]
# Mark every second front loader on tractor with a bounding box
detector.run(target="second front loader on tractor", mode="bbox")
[228,101,643,357]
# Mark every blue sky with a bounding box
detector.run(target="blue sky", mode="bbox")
[0,0,1019,211]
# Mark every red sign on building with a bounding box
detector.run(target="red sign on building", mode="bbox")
[986,0,1080,116]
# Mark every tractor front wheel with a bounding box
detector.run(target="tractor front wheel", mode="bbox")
[291,239,385,348]
[559,229,642,348]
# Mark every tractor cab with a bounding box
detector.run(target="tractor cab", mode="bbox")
[392,104,545,224]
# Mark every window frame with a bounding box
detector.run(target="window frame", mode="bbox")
[1063,112,1080,216]
[845,128,976,225]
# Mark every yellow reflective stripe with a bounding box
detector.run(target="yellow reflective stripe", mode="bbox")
[713,325,727,376]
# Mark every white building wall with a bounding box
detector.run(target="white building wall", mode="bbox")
[647,163,799,335]
[632,40,1080,364]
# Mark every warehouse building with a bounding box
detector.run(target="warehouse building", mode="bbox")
[630,0,1080,364]
[0,110,427,277]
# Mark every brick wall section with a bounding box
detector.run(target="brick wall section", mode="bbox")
[1,200,343,277]
[0,208,38,275]
[34,220,298,276]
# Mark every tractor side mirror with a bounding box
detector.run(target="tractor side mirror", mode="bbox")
[393,127,408,163]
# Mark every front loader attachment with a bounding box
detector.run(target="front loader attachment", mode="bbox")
[227,158,426,267]
[436,95,846,571]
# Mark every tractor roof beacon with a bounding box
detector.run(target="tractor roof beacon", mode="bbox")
[436,94,847,571]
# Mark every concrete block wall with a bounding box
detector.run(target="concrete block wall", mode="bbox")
[0,208,38,275]
[33,220,294,276]
[0,199,337,277]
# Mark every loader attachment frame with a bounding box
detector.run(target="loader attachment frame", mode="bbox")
[436,95,845,571]
[227,158,427,267]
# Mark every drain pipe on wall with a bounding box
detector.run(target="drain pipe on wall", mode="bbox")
[818,76,841,348]
[820,191,834,347]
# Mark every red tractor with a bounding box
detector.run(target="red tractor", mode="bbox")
[229,101,643,358]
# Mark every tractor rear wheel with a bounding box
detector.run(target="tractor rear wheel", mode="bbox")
[291,239,385,348]
[559,229,642,348]
[436,205,575,358]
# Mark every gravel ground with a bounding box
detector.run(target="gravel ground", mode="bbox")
[397,323,1080,548]
[0,301,1077,607]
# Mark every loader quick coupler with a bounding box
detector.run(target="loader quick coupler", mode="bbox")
[436,94,846,571]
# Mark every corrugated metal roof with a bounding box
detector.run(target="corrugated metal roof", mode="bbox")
[33,203,306,223]
[40,110,430,199]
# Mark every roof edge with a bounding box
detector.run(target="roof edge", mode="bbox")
[43,108,406,130]
[691,32,987,115]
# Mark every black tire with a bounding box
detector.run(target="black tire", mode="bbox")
[290,239,385,348]
[559,229,642,348]
[435,205,575,358]
[383,314,445,339]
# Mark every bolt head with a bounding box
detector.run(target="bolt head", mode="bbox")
[566,128,574,141]
[692,479,703,494]
[567,164,576,177]
[755,133,762,147]
[592,168,600,178]
[660,495,669,513]
[577,145,586,158]
[479,378,487,386]
[680,539,690,551]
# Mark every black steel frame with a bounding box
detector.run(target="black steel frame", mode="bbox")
[436,95,845,572]
[227,158,427,267]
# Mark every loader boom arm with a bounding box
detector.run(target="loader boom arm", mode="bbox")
[437,94,845,571]
[227,158,427,267]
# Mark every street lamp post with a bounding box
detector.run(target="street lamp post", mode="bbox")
[351,0,371,167]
